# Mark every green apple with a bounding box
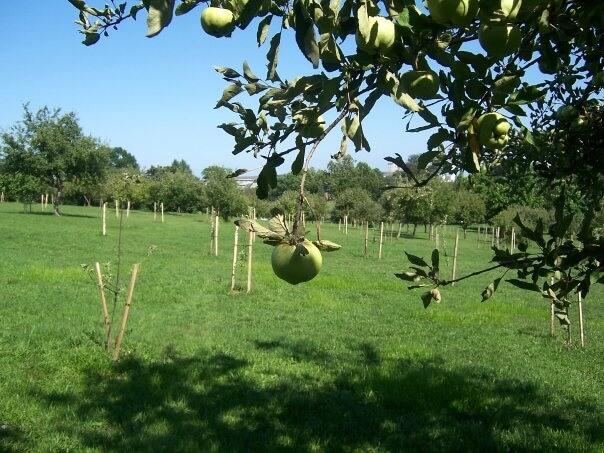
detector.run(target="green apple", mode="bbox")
[297,115,325,139]
[555,105,577,123]
[355,16,395,55]
[271,239,323,284]
[476,112,511,149]
[200,7,235,38]
[427,0,479,27]
[401,70,440,100]
[479,0,522,21]
[478,23,521,58]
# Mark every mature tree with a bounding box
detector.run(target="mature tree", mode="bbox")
[150,170,204,213]
[1,105,109,215]
[108,146,139,169]
[452,189,486,237]
[69,0,603,305]
[332,187,382,223]
[202,165,247,218]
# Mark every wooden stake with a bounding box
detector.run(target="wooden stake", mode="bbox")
[94,262,111,347]
[214,213,219,256]
[378,222,384,259]
[491,226,495,247]
[578,292,585,348]
[435,229,440,250]
[113,263,140,361]
[511,227,516,253]
[246,230,253,293]
[364,221,369,257]
[154,202,157,221]
[345,215,348,235]
[230,225,239,292]
[41,194,44,211]
[102,202,107,236]
[115,199,119,218]
[161,202,164,223]
[209,217,215,255]
[452,229,460,286]
[126,200,131,218]
[477,225,480,248]
[338,219,341,232]
[496,227,500,248]
[550,277,555,337]
[397,223,402,239]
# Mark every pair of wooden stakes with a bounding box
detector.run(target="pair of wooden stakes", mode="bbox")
[93,262,141,360]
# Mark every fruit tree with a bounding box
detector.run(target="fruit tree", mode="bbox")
[68,0,602,304]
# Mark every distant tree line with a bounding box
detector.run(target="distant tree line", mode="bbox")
[2,105,595,233]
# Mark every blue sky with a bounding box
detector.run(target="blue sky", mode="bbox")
[1,2,433,175]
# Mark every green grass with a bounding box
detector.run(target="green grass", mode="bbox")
[0,202,603,452]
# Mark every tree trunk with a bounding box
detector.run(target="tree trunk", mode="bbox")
[53,190,62,216]
[413,224,417,236]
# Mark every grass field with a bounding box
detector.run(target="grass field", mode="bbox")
[0,201,603,452]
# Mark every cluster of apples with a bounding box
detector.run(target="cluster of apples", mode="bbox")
[427,0,525,59]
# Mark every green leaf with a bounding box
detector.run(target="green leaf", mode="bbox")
[268,214,289,236]
[256,15,272,46]
[392,85,421,112]
[313,240,342,251]
[175,1,198,15]
[235,218,284,240]
[82,32,100,46]
[427,128,449,151]
[417,149,441,170]
[481,278,501,302]
[146,0,175,38]
[266,33,281,81]
[214,66,242,79]
[215,83,243,107]
[344,114,363,151]
[237,0,264,30]
[508,84,547,105]
[242,61,260,82]
[294,1,320,69]
[291,138,305,175]
[405,251,428,268]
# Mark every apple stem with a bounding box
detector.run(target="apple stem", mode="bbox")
[292,108,348,240]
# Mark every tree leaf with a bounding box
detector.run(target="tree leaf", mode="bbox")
[175,1,198,16]
[242,61,260,82]
[313,239,342,251]
[266,33,281,81]
[237,0,264,30]
[256,15,272,46]
[294,1,320,69]
[214,66,242,79]
[235,218,284,240]
[82,32,100,46]
[146,0,175,38]
[268,214,289,236]
[215,83,243,107]
[291,146,305,175]
[481,278,501,302]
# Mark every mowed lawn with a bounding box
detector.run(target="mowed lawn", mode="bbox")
[0,202,602,452]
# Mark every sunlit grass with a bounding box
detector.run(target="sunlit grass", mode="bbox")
[0,202,602,451]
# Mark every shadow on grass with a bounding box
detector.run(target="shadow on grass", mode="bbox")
[32,345,603,452]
